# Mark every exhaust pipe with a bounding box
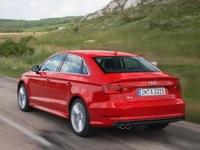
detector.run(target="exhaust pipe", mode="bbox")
[125,124,132,129]
[118,124,132,130]
[119,124,126,129]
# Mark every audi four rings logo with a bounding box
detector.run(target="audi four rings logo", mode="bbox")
[148,81,159,85]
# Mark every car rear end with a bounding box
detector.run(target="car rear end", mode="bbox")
[89,54,185,128]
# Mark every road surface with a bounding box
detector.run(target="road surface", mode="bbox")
[0,75,200,150]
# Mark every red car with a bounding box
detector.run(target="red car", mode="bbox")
[17,50,185,136]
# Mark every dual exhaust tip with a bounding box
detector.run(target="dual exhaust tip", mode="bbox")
[118,123,132,130]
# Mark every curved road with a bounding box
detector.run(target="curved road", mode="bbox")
[0,75,200,150]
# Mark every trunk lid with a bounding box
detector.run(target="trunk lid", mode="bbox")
[105,72,181,102]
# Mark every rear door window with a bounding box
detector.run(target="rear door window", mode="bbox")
[60,54,89,75]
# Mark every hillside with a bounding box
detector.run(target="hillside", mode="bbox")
[0,16,82,32]
[0,0,200,122]
[40,0,200,58]
[81,0,156,21]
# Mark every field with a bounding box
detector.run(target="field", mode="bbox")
[0,0,199,122]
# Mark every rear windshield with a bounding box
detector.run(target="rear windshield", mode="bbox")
[94,56,160,73]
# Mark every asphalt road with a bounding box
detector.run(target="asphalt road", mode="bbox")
[0,75,200,150]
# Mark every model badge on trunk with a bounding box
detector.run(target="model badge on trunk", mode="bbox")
[148,81,159,85]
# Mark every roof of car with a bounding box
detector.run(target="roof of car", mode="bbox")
[57,50,138,57]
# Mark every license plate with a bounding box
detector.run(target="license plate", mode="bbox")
[138,88,166,96]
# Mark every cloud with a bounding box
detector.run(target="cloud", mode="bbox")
[0,0,16,8]
[0,0,111,20]
[30,0,37,7]
[52,5,78,18]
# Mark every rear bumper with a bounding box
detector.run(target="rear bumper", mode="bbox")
[113,116,185,127]
[89,98,185,127]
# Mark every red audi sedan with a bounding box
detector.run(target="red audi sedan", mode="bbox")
[17,50,185,136]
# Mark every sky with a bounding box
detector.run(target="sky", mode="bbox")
[0,0,111,20]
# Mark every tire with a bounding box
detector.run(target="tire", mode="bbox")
[18,84,33,112]
[70,99,93,137]
[147,123,169,129]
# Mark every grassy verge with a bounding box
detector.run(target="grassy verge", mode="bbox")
[159,63,200,122]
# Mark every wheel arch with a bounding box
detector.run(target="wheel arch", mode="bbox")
[68,95,89,119]
[17,81,25,92]
[17,78,30,98]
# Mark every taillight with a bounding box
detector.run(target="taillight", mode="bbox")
[103,84,121,94]
[103,83,136,94]
[168,83,182,91]
[120,84,136,93]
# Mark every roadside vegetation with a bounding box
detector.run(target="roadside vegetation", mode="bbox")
[0,0,199,122]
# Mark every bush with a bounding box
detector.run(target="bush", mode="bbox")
[123,14,146,23]
[0,36,38,57]
[73,26,79,33]
[148,21,161,30]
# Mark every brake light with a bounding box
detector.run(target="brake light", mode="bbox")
[168,83,182,91]
[103,83,136,94]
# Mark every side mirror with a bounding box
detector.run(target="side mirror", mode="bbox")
[32,65,40,74]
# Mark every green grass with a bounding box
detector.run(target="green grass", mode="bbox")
[0,47,53,77]
[0,0,199,122]
[159,63,200,122]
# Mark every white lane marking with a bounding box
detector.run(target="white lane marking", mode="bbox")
[0,115,53,148]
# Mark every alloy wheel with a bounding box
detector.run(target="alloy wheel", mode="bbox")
[71,102,86,133]
[18,86,27,109]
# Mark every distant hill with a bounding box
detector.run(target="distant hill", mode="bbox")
[0,16,82,32]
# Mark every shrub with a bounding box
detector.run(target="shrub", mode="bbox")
[0,36,38,57]
[123,14,146,23]
[73,26,79,33]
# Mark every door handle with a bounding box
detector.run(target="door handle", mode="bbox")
[67,82,72,88]
[46,79,51,84]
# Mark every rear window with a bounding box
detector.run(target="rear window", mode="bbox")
[94,56,160,73]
